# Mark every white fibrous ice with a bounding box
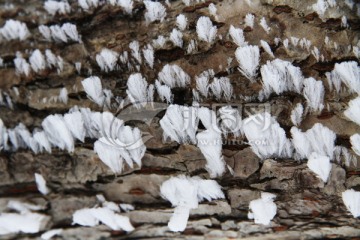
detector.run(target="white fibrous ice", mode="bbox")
[243,112,293,159]
[78,0,99,11]
[342,189,360,218]
[290,103,304,127]
[344,96,360,126]
[160,175,224,232]
[144,1,167,24]
[259,17,271,34]
[260,58,304,98]
[244,13,255,28]
[218,106,242,137]
[14,53,31,76]
[81,76,105,106]
[42,114,74,152]
[333,61,360,94]
[142,44,154,69]
[229,25,247,47]
[196,16,217,43]
[176,14,188,31]
[170,28,183,48]
[158,64,190,88]
[96,48,119,72]
[58,87,68,104]
[196,129,226,177]
[248,192,277,225]
[63,111,86,142]
[33,131,52,153]
[260,40,274,58]
[160,104,198,144]
[235,45,260,82]
[350,134,360,156]
[155,80,173,103]
[195,69,214,98]
[94,122,145,173]
[41,229,63,240]
[0,212,49,235]
[116,0,133,14]
[44,0,71,15]
[307,152,332,182]
[303,77,324,112]
[152,35,167,49]
[34,173,49,195]
[129,40,142,64]
[126,73,153,108]
[0,19,30,41]
[73,207,134,231]
[291,123,336,160]
[29,50,46,73]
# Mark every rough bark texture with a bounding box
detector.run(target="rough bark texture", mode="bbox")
[0,0,360,239]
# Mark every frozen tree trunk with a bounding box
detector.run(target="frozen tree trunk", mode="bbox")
[0,0,359,239]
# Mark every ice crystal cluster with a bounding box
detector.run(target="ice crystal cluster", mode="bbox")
[0,0,360,237]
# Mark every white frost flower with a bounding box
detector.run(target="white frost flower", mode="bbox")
[44,0,71,15]
[307,152,332,182]
[170,28,183,48]
[260,40,274,58]
[142,44,154,69]
[208,3,217,17]
[152,35,167,49]
[96,48,119,72]
[0,212,49,235]
[34,173,49,195]
[259,17,271,34]
[342,189,360,218]
[291,123,336,160]
[117,0,133,14]
[61,23,80,42]
[14,53,31,76]
[78,0,99,11]
[160,175,224,232]
[303,77,324,113]
[58,87,68,104]
[344,96,360,126]
[196,16,217,43]
[312,0,328,17]
[38,25,52,41]
[196,129,226,177]
[244,13,255,28]
[248,192,277,225]
[126,73,153,107]
[235,45,260,82]
[63,111,86,142]
[160,104,198,144]
[81,76,105,106]
[243,112,293,159]
[229,25,247,47]
[42,114,74,152]
[129,40,142,64]
[158,64,190,88]
[0,19,30,41]
[176,14,188,31]
[260,58,304,98]
[350,134,360,156]
[94,124,145,174]
[29,50,46,73]
[73,207,134,231]
[144,1,167,24]
[50,25,68,42]
[155,80,173,103]
[333,61,360,94]
[290,103,303,126]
